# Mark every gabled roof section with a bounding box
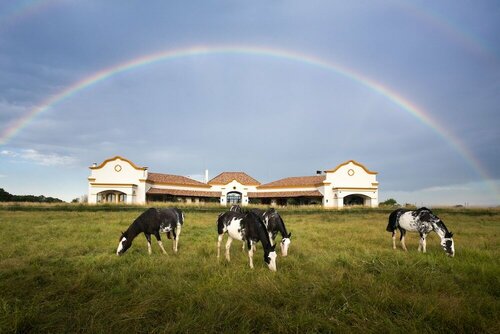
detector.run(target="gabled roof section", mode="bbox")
[147,173,210,187]
[325,160,378,175]
[208,172,260,186]
[90,156,147,170]
[258,175,326,189]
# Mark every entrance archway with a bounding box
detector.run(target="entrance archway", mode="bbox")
[343,194,366,206]
[226,191,242,205]
[97,191,127,203]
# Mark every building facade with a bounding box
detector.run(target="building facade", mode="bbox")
[88,156,378,208]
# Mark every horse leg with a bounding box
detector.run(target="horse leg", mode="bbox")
[400,229,408,251]
[217,234,224,259]
[225,236,233,262]
[154,231,167,255]
[392,231,397,250]
[171,230,177,253]
[174,224,181,253]
[248,241,255,269]
[145,234,152,255]
[421,233,427,253]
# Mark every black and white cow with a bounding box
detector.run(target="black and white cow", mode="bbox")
[116,207,184,255]
[386,207,455,257]
[250,208,292,256]
[217,210,277,271]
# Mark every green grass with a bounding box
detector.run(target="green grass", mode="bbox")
[0,206,498,333]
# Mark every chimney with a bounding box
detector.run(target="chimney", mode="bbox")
[316,170,322,175]
[205,169,209,183]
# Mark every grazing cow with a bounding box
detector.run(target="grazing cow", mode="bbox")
[250,208,292,256]
[217,211,277,271]
[116,207,184,256]
[386,207,455,257]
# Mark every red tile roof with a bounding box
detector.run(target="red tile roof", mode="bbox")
[208,172,260,186]
[147,172,210,187]
[248,190,323,198]
[147,188,221,198]
[258,175,325,188]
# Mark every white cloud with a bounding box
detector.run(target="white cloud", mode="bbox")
[1,149,76,166]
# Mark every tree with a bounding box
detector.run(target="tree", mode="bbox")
[380,198,398,206]
[0,188,14,202]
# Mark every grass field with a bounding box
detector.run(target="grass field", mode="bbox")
[0,205,498,333]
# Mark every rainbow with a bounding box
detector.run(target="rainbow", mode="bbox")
[1,45,498,200]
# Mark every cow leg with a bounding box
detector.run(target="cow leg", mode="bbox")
[248,241,255,269]
[400,229,408,251]
[217,234,224,259]
[225,236,233,262]
[174,224,181,253]
[392,231,397,250]
[145,234,152,255]
[154,231,167,255]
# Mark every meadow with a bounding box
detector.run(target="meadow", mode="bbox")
[0,204,498,333]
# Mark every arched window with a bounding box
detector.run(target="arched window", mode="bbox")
[226,192,242,205]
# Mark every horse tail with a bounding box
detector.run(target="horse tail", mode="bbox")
[178,210,184,226]
[386,209,403,232]
[167,231,172,239]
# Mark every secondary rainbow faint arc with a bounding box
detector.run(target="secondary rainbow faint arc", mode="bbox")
[0,45,496,195]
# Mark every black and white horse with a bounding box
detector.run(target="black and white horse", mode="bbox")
[116,207,184,255]
[250,208,292,256]
[386,207,455,257]
[217,210,277,271]
[229,205,243,213]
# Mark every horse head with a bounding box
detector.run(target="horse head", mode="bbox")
[441,231,455,257]
[280,232,292,257]
[116,231,132,256]
[264,244,277,272]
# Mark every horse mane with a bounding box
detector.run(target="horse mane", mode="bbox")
[248,211,273,250]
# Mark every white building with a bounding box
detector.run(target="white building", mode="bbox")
[88,156,378,208]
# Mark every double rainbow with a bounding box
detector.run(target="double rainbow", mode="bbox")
[0,45,497,200]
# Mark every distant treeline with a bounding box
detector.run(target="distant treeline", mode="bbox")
[0,188,64,203]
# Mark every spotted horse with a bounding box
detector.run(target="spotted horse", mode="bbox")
[386,207,455,257]
[116,207,184,256]
[250,208,292,256]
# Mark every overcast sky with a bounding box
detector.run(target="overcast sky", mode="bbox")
[0,0,499,205]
